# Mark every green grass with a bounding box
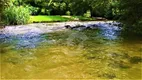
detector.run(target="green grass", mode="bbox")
[30,15,95,23]
[71,16,94,21]
[30,15,71,23]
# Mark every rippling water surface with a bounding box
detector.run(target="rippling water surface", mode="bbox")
[0,22,142,79]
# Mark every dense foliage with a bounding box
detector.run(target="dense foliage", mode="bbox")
[3,0,118,19]
[3,6,30,25]
[14,0,105,17]
[118,0,142,35]
[0,0,9,24]
[1,0,142,35]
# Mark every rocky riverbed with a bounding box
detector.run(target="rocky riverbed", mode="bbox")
[0,21,120,35]
[1,21,142,79]
[0,21,121,49]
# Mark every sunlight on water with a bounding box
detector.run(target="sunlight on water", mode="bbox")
[0,22,142,79]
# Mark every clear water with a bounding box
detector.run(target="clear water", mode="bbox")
[0,23,142,79]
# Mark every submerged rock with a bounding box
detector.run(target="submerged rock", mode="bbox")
[66,31,88,46]
[129,56,142,64]
[64,24,99,31]
[108,53,130,59]
[98,73,116,79]
[65,24,86,30]
[5,57,23,64]
[0,48,7,54]
[108,60,131,69]
[107,53,131,69]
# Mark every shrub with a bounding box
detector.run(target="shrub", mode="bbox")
[26,5,39,15]
[118,0,142,35]
[122,20,142,35]
[83,10,91,18]
[3,6,30,25]
[66,11,71,16]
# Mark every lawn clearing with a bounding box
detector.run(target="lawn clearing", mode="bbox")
[30,15,96,23]
[30,15,72,23]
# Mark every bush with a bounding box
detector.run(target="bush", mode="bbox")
[3,6,30,25]
[122,20,142,35]
[83,10,91,18]
[66,11,71,16]
[0,0,9,25]
[26,5,39,15]
[118,0,142,35]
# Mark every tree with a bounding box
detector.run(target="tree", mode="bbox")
[69,0,113,17]
[0,0,9,24]
[118,0,142,35]
[24,0,53,15]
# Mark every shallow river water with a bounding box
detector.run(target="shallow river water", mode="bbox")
[0,22,142,79]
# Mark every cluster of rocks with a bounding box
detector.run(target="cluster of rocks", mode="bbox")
[64,21,121,31]
[65,24,100,30]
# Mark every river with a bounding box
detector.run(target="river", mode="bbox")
[0,21,142,79]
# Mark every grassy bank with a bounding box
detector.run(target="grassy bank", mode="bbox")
[30,15,95,23]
